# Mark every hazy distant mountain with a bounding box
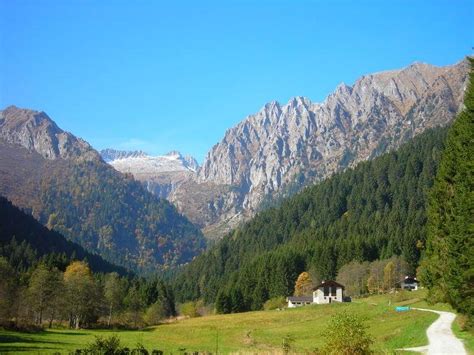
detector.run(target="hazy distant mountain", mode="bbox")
[0,107,205,271]
[100,148,147,162]
[172,60,469,238]
[101,149,199,199]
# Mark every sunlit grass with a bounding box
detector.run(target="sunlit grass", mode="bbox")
[0,291,465,354]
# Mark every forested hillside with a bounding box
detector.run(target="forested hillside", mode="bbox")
[172,127,448,311]
[0,196,127,274]
[0,119,206,272]
[37,158,205,270]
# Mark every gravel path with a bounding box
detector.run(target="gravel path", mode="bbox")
[401,308,466,354]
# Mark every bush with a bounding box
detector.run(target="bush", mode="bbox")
[263,296,287,310]
[322,311,373,354]
[84,335,126,354]
[144,303,165,326]
[180,301,200,318]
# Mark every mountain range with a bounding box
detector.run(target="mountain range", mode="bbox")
[0,58,469,271]
[101,60,470,239]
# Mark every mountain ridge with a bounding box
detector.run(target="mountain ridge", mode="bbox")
[172,59,469,238]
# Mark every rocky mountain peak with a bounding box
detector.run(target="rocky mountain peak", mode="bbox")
[0,106,99,161]
[184,59,470,238]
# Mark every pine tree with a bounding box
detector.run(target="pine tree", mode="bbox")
[420,57,474,321]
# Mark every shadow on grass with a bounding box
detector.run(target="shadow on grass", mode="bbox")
[0,332,70,344]
[0,345,61,352]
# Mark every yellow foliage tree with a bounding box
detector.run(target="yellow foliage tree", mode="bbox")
[294,272,313,296]
[64,261,97,329]
[383,261,396,291]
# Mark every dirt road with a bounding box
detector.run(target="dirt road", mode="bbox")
[401,308,466,354]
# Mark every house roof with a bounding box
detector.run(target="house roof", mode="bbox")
[313,280,345,290]
[402,277,419,284]
[287,296,313,302]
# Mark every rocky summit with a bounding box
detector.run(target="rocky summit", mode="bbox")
[0,106,100,161]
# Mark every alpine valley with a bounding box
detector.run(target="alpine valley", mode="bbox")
[0,59,469,273]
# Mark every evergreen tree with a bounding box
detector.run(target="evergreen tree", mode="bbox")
[420,57,474,321]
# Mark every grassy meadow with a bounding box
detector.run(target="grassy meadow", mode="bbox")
[1,290,472,354]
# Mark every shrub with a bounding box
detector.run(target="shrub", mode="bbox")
[84,335,126,354]
[179,301,200,318]
[263,296,287,310]
[322,311,373,355]
[144,303,165,326]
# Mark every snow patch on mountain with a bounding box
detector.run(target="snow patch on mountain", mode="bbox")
[100,149,199,174]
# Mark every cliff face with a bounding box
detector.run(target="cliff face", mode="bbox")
[174,60,469,238]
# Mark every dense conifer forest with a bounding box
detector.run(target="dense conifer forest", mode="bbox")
[172,126,449,312]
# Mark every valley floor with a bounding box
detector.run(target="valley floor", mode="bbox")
[0,291,472,354]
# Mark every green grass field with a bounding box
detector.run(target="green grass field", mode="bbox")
[0,291,471,354]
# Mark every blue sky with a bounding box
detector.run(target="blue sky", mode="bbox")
[1,0,472,162]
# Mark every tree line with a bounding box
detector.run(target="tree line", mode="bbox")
[0,258,176,330]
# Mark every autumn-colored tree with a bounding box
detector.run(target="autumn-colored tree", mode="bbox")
[383,261,396,291]
[64,261,98,329]
[294,272,313,296]
[367,275,377,295]
[337,261,369,297]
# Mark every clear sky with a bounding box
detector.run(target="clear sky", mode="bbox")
[1,0,472,162]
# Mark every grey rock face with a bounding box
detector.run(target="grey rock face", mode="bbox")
[0,106,100,161]
[177,60,469,238]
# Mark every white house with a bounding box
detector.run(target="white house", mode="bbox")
[287,280,345,308]
[400,276,419,291]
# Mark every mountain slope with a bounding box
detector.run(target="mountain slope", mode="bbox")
[0,196,127,274]
[172,127,448,308]
[0,107,206,271]
[173,60,469,238]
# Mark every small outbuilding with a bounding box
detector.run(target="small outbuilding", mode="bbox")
[400,276,419,291]
[287,280,345,308]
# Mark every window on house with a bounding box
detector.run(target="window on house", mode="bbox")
[324,287,329,296]
[331,287,337,296]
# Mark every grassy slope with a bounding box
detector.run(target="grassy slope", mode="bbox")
[0,292,443,354]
